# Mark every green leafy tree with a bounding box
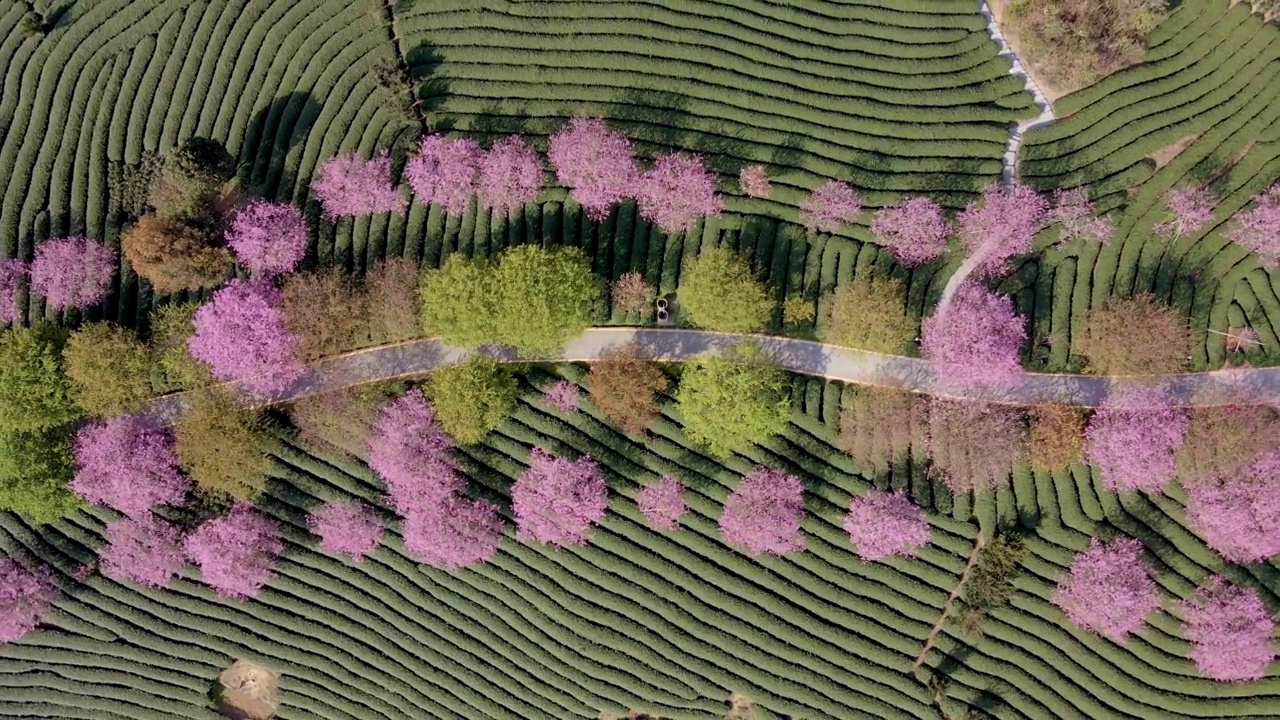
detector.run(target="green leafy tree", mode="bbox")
[823,277,916,354]
[63,322,153,417]
[421,254,496,348]
[675,341,790,458]
[0,325,78,434]
[427,356,517,444]
[679,245,774,333]
[149,301,213,393]
[150,138,233,222]
[173,389,276,502]
[0,428,80,524]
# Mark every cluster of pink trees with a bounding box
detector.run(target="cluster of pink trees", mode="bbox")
[921,283,1027,390]
[226,201,309,277]
[799,180,861,234]
[188,279,305,396]
[478,135,545,214]
[843,489,930,561]
[1179,576,1277,682]
[1084,385,1188,492]
[541,380,581,413]
[1154,185,1216,239]
[0,259,25,324]
[512,447,610,546]
[100,515,187,589]
[1051,537,1160,642]
[548,116,639,221]
[636,152,724,234]
[71,415,189,517]
[738,165,771,198]
[307,501,385,563]
[871,196,950,267]
[30,236,116,311]
[366,389,502,569]
[1227,184,1279,269]
[311,150,404,219]
[636,475,686,531]
[956,184,1049,278]
[406,134,485,216]
[720,466,805,557]
[184,503,283,599]
[0,557,60,643]
[1184,450,1280,563]
[1051,188,1115,246]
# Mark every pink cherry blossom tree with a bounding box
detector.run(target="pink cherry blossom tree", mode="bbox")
[799,180,861,233]
[188,278,305,397]
[1179,576,1277,682]
[1227,184,1280,269]
[956,183,1049,278]
[307,500,385,562]
[99,515,187,589]
[1154,185,1215,239]
[478,135,544,215]
[311,150,403,219]
[405,133,484,216]
[843,489,931,561]
[636,475,686,531]
[184,504,283,599]
[547,116,637,221]
[871,196,951,267]
[226,200,309,277]
[0,259,27,324]
[1184,450,1280,563]
[71,415,189,517]
[720,466,806,557]
[635,152,724,234]
[738,165,771,199]
[920,283,1026,391]
[1051,187,1115,246]
[30,236,116,311]
[0,557,59,643]
[402,494,503,571]
[1084,384,1189,493]
[366,389,463,514]
[512,447,609,547]
[541,380,580,413]
[1052,537,1160,642]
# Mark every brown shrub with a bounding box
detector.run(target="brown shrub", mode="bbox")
[289,382,404,456]
[925,399,1028,493]
[837,386,924,475]
[1028,404,1087,473]
[365,257,422,345]
[585,343,670,435]
[121,213,231,294]
[1008,0,1167,91]
[822,277,916,355]
[1176,405,1279,485]
[611,271,656,322]
[1075,294,1189,376]
[280,269,368,361]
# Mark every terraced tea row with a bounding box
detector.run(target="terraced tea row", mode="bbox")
[3,370,1278,719]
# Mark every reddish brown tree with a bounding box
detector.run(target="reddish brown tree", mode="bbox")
[585,343,671,435]
[837,386,924,475]
[925,399,1028,493]
[280,268,368,361]
[1177,405,1279,485]
[289,382,405,456]
[120,213,231,294]
[364,257,422,345]
[1076,294,1190,376]
[1029,404,1088,473]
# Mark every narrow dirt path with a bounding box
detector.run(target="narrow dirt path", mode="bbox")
[913,533,987,669]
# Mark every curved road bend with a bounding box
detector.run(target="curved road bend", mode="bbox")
[142,328,1280,422]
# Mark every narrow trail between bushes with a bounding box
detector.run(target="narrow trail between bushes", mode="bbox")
[914,533,986,669]
[142,328,1280,422]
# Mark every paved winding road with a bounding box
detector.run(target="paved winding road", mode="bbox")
[142,328,1280,422]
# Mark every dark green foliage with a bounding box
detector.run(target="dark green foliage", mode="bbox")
[0,428,80,524]
[150,137,234,222]
[428,356,517,444]
[0,325,78,434]
[63,322,153,417]
[674,340,789,458]
[964,535,1027,610]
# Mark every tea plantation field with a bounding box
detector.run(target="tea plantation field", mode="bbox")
[4,370,1280,719]
[1,0,1278,718]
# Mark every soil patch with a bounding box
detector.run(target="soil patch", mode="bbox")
[1150,134,1202,169]
[214,659,280,720]
[988,0,1079,107]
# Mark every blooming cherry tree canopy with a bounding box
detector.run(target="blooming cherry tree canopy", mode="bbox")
[871,196,950,267]
[799,180,861,233]
[738,165,771,198]
[1051,187,1114,246]
[1052,537,1160,642]
[0,259,27,324]
[184,504,283,599]
[720,466,806,557]
[1184,451,1280,563]
[307,500,385,562]
[226,200,309,277]
[30,236,116,311]
[635,152,724,234]
[1084,384,1189,493]
[843,489,931,561]
[99,515,187,589]
[477,134,544,215]
[0,557,60,643]
[920,283,1026,391]
[188,279,305,397]
[1179,576,1277,682]
[541,380,581,414]
[366,389,463,514]
[402,495,503,571]
[311,150,403,219]
[636,475,686,531]
[71,415,189,518]
[1227,184,1280,269]
[406,134,484,216]
[1154,185,1215,239]
[547,116,637,221]
[512,447,609,547]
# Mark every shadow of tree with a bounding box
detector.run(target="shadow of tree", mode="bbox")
[238,92,321,201]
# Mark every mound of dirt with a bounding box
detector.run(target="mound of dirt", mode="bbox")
[214,659,280,720]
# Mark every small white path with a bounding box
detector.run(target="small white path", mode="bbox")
[142,328,1280,422]
[979,0,1056,188]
